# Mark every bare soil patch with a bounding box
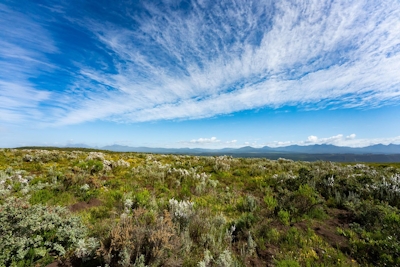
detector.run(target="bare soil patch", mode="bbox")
[296,208,354,253]
[255,243,278,267]
[68,198,102,212]
[45,262,59,267]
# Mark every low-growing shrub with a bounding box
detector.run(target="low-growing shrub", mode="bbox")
[29,188,55,204]
[0,198,89,266]
[98,208,180,266]
[348,201,400,266]
[2,148,400,266]
[264,193,278,214]
[235,212,257,237]
[238,194,258,212]
[275,259,300,267]
[278,210,290,226]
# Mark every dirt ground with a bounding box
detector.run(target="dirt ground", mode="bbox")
[68,198,102,212]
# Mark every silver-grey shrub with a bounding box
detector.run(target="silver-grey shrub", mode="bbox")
[0,198,89,266]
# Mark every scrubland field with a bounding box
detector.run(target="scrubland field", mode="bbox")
[1,148,399,267]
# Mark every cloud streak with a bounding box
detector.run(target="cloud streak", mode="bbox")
[0,3,57,124]
[1,0,400,126]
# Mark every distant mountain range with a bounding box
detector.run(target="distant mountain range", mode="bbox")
[12,143,397,162]
[65,143,400,155]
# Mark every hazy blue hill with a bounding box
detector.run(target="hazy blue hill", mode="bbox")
[270,145,310,153]
[235,146,261,152]
[259,146,278,152]
[301,144,355,154]
[44,143,400,162]
[102,145,162,153]
[357,144,400,154]
[15,144,400,162]
[65,143,92,148]
[262,144,400,154]
[91,143,400,155]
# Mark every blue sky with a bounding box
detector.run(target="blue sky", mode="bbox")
[1,0,400,149]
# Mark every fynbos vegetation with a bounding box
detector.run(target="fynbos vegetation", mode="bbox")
[0,148,399,266]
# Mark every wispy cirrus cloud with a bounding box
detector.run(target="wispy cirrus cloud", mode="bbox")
[1,0,400,126]
[54,0,400,125]
[0,3,57,124]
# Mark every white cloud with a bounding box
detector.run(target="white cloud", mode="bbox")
[306,135,347,145]
[242,140,261,147]
[2,1,400,126]
[346,134,356,140]
[343,136,400,147]
[190,137,220,144]
[0,4,57,124]
[320,134,344,144]
[307,135,319,143]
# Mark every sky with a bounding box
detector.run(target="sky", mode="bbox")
[1,0,400,149]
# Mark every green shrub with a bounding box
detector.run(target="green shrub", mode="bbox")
[265,228,281,244]
[30,188,55,205]
[80,189,99,202]
[278,210,290,226]
[294,185,320,212]
[90,206,111,221]
[264,194,278,213]
[235,213,257,237]
[133,189,151,208]
[238,194,258,212]
[275,259,300,267]
[349,201,400,266]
